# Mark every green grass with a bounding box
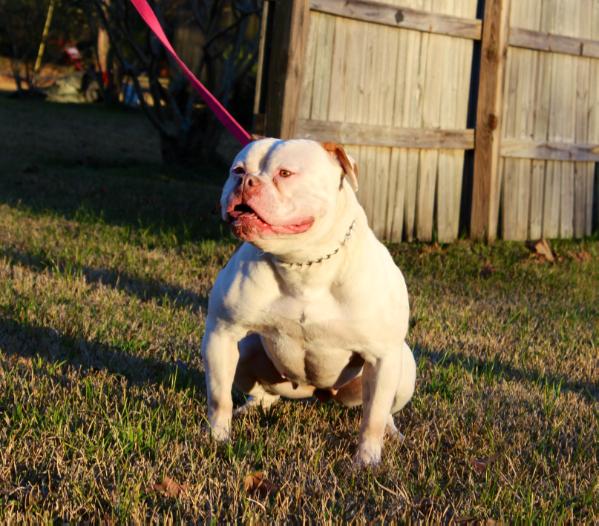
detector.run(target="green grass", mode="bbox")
[0,95,597,522]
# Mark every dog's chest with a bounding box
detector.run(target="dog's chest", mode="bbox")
[253,292,365,387]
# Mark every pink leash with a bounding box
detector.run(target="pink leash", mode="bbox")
[129,0,253,146]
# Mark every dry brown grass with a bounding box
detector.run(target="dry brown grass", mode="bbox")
[0,95,597,523]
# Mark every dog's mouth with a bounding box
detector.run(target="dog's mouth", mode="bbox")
[228,201,270,226]
[230,202,260,218]
[226,197,315,239]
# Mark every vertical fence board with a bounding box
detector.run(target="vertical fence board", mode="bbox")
[309,13,335,121]
[299,5,317,120]
[399,9,425,241]
[529,0,551,239]
[574,1,592,237]
[502,0,540,240]
[558,0,578,238]
[435,0,456,243]
[371,25,396,238]
[417,0,441,241]
[540,0,560,238]
[264,0,311,138]
[586,0,599,234]
[438,0,476,242]
[471,0,511,241]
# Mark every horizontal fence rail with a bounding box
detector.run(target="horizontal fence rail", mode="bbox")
[296,120,475,149]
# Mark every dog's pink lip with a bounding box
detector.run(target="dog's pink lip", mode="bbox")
[226,197,314,238]
[269,217,315,234]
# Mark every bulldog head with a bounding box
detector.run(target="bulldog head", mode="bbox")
[221,139,358,254]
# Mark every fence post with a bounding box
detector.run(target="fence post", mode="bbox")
[264,0,311,138]
[470,0,511,241]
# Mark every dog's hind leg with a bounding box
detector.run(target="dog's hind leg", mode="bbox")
[332,375,363,407]
[385,342,416,439]
[234,333,281,412]
[234,334,315,414]
[390,341,416,414]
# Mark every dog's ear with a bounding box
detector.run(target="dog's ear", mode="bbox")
[321,142,359,191]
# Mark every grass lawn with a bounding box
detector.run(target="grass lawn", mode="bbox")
[0,94,597,523]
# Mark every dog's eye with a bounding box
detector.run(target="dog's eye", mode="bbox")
[232,166,245,175]
[279,169,293,178]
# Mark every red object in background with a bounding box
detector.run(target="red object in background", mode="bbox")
[63,45,83,70]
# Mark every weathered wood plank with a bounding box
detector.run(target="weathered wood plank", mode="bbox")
[309,0,482,40]
[387,149,405,241]
[509,27,599,59]
[296,119,474,148]
[415,0,445,242]
[528,0,551,240]
[447,0,477,241]
[398,8,424,241]
[298,2,318,120]
[436,0,471,243]
[434,0,453,244]
[385,14,409,241]
[558,0,578,238]
[501,21,518,240]
[542,161,560,237]
[587,0,599,234]
[542,0,562,239]
[296,125,599,162]
[529,161,545,238]
[471,0,511,241]
[574,0,594,237]
[369,21,392,237]
[502,1,539,240]
[264,0,311,138]
[252,0,270,132]
[309,13,336,120]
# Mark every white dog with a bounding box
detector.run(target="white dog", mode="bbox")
[201,138,416,465]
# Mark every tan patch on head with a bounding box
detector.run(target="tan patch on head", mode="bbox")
[321,142,359,191]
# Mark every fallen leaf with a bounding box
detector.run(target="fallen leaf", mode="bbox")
[153,476,187,498]
[420,243,443,256]
[528,239,555,262]
[243,471,278,498]
[568,250,592,262]
[470,456,496,474]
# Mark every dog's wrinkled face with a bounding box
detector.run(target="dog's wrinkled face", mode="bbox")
[221,139,356,249]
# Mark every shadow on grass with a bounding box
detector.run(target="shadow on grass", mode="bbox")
[415,345,598,403]
[0,94,235,244]
[0,315,205,393]
[0,245,208,313]
[0,166,230,244]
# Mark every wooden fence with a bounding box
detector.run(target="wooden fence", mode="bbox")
[253,0,599,242]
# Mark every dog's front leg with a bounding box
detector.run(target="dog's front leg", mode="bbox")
[356,353,402,466]
[201,319,242,441]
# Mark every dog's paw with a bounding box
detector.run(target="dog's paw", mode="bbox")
[354,440,382,467]
[234,393,280,416]
[385,415,405,441]
[210,423,230,441]
[208,414,231,441]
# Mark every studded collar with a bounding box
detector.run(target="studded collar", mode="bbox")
[272,220,356,268]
